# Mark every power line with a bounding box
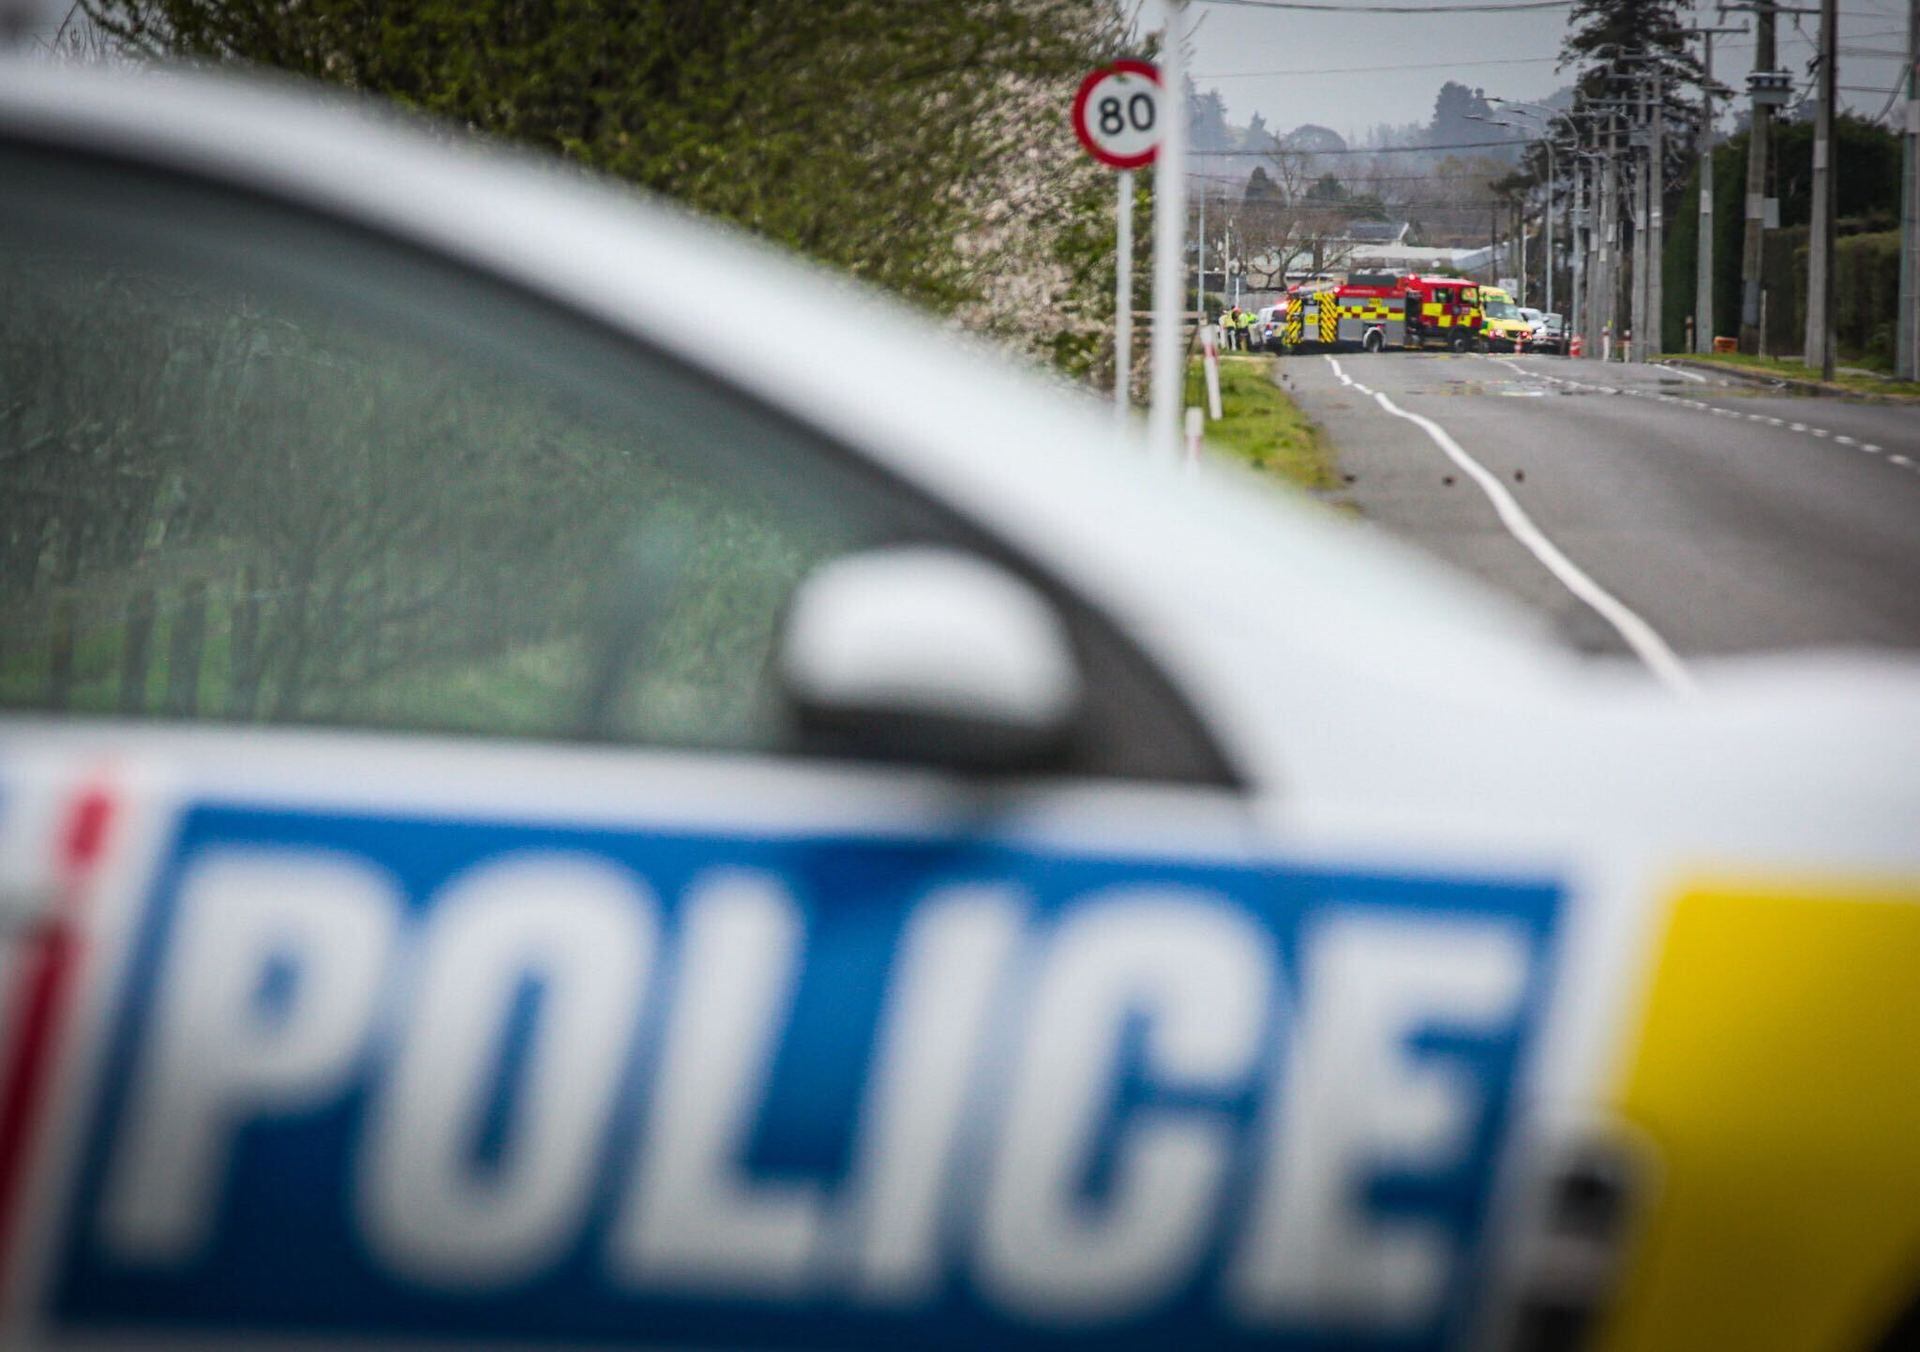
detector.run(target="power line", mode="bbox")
[1191,0,1571,10]
[1191,136,1524,156]
[1196,55,1562,78]
[1187,169,1539,183]
[1182,196,1555,209]
[1187,163,1537,183]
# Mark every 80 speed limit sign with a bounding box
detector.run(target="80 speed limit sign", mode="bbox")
[1071,60,1162,170]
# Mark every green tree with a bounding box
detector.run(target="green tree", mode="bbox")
[1305,173,1348,205]
[1347,194,1389,223]
[1189,85,1235,153]
[1665,114,1904,358]
[1242,166,1283,204]
[84,0,1127,371]
[1562,0,1704,103]
[1561,0,1710,218]
[1427,82,1500,148]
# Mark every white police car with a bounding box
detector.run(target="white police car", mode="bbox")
[2,62,1919,1352]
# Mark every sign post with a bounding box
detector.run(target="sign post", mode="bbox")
[1072,60,1162,432]
[1114,170,1134,427]
[1148,2,1189,463]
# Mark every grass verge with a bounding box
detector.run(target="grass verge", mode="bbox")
[1185,354,1339,491]
[1666,351,1920,399]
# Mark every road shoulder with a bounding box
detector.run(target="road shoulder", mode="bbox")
[1656,356,1920,404]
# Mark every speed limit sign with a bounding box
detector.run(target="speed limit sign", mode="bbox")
[1071,60,1162,170]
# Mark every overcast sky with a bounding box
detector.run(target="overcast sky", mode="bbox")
[1179,0,1913,145]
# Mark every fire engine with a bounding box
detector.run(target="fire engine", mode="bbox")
[1278,273,1484,354]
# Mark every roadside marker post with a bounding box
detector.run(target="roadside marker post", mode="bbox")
[1202,321,1223,421]
[1071,60,1162,435]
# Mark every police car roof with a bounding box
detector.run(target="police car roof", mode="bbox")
[0,59,1597,791]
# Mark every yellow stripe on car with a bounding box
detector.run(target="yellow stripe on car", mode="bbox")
[1602,878,1920,1352]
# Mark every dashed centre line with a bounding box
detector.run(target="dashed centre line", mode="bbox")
[1324,354,1696,695]
[1482,356,1917,477]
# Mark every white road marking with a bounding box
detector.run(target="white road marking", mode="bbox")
[1324,356,1696,696]
[1397,355,1912,480]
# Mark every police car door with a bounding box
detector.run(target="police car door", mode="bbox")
[0,144,1562,1352]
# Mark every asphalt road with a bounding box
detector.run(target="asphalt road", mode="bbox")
[1279,351,1920,678]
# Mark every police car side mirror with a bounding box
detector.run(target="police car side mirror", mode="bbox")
[778,547,1083,774]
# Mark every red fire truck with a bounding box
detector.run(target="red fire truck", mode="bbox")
[1400,275,1486,351]
[1278,274,1484,354]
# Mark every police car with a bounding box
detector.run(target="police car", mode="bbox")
[2,62,1919,1352]
[1257,303,1286,353]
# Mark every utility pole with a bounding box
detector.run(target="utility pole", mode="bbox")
[1197,186,1207,320]
[1631,76,1650,360]
[1650,65,1666,356]
[1567,155,1580,334]
[1901,0,1919,380]
[1571,153,1588,339]
[1233,218,1245,307]
[1738,1,1777,354]
[1804,0,1838,379]
[1148,0,1189,462]
[1595,114,1618,358]
[1545,139,1557,320]
[1590,116,1610,356]
[1688,24,1745,351]
[1581,144,1595,351]
[1583,124,1598,352]
[1695,41,1714,353]
[1517,196,1528,300]
[1226,219,1235,307]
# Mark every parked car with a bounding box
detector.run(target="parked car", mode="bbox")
[1257,302,1286,352]
[1479,290,1534,353]
[4,59,1919,1352]
[1530,312,1569,354]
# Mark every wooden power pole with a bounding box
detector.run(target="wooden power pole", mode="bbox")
[1804,0,1838,379]
[1899,0,1920,380]
[1738,2,1777,354]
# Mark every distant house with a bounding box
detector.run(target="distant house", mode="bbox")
[1281,124,1348,154]
[1346,244,1478,276]
[1343,220,1413,246]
